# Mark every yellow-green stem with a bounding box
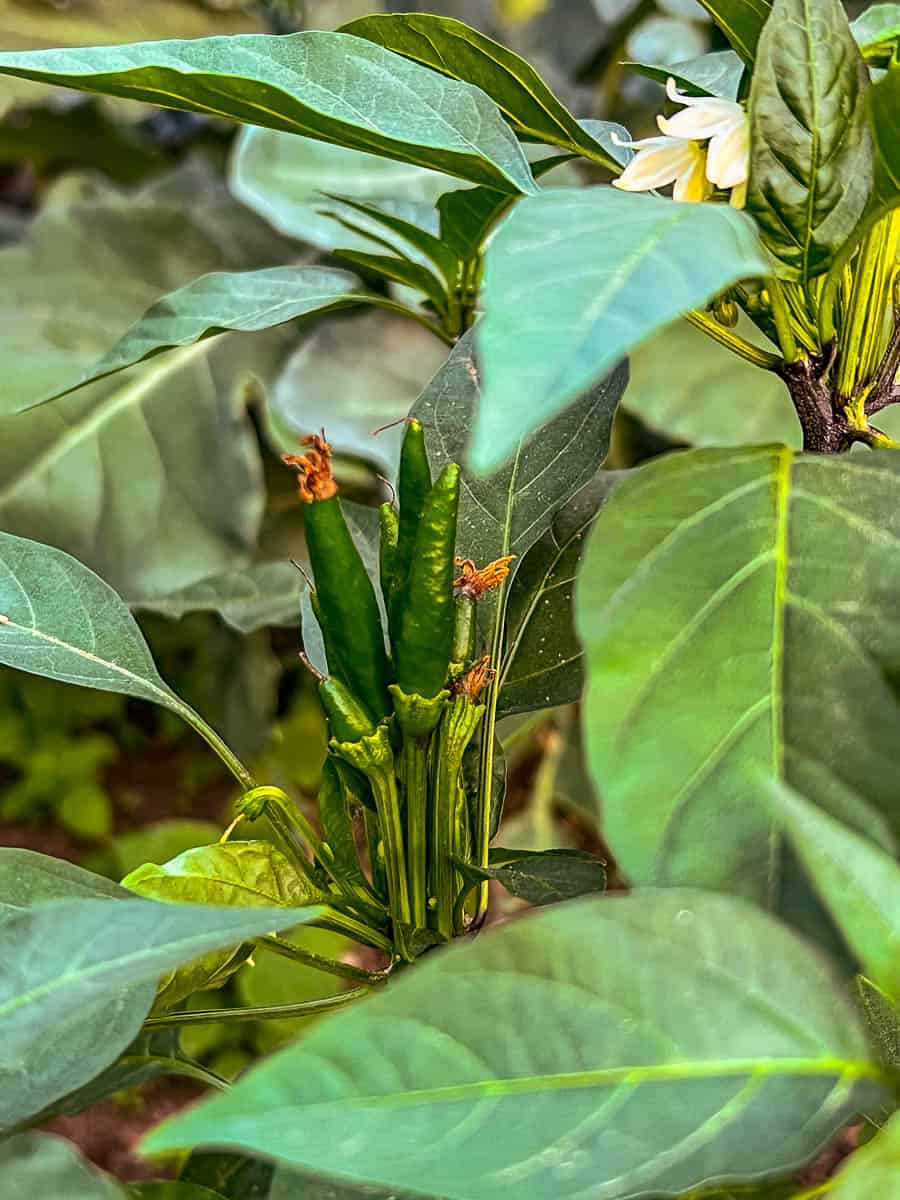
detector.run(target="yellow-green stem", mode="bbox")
[684,310,782,370]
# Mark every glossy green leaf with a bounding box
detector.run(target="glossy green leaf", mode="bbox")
[325,193,460,285]
[0,33,536,195]
[768,782,900,1000]
[229,126,461,252]
[146,890,883,1199]
[412,331,628,567]
[626,319,798,447]
[852,4,900,63]
[0,847,128,915]
[1,1134,125,1200]
[109,820,225,880]
[0,531,187,710]
[693,0,770,63]
[462,847,606,904]
[123,841,324,909]
[474,187,770,471]
[342,13,622,170]
[578,447,900,918]
[333,249,447,312]
[499,472,622,716]
[831,1109,900,1198]
[134,561,301,633]
[747,0,872,280]
[124,841,325,1011]
[0,896,319,1130]
[0,163,292,600]
[38,267,369,407]
[869,63,900,220]
[625,49,744,98]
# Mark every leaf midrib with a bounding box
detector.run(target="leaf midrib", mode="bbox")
[240,1056,880,1117]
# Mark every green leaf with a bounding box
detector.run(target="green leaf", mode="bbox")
[146,890,884,1199]
[852,4,900,64]
[831,1109,900,1198]
[499,472,622,716]
[0,33,537,195]
[747,0,873,281]
[134,561,302,634]
[869,63,900,220]
[625,319,798,448]
[124,841,325,1011]
[625,49,744,98]
[0,162,290,601]
[0,896,319,1130]
[229,126,462,252]
[341,13,622,171]
[325,193,460,285]
[412,331,628,568]
[578,447,900,919]
[0,847,128,915]
[180,1153,276,1200]
[0,532,215,733]
[36,267,370,408]
[333,250,447,313]
[474,187,770,471]
[1,1133,125,1200]
[123,840,324,909]
[693,0,771,64]
[767,782,900,1000]
[109,820,225,880]
[462,847,606,904]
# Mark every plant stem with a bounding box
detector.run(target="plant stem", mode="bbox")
[432,698,484,939]
[684,310,782,369]
[257,934,389,983]
[170,699,256,792]
[765,278,801,364]
[312,909,395,954]
[143,988,368,1029]
[399,734,431,931]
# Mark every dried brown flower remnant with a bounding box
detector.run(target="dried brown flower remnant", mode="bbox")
[452,655,495,702]
[282,432,338,503]
[453,555,515,600]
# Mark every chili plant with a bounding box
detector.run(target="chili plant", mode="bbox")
[4,1,900,1198]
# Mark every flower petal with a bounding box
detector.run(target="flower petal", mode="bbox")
[612,139,698,192]
[673,149,713,203]
[658,107,744,141]
[707,119,749,188]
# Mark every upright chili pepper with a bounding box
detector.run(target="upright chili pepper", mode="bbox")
[451,555,516,675]
[394,462,461,701]
[394,419,432,595]
[285,435,390,721]
[378,501,399,613]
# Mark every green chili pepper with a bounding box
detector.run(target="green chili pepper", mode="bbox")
[393,418,432,600]
[451,593,476,673]
[318,676,377,745]
[394,462,461,700]
[286,435,391,721]
[379,501,399,611]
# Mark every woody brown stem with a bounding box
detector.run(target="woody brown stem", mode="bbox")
[780,359,853,454]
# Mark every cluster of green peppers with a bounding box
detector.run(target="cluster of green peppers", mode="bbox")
[283,424,509,962]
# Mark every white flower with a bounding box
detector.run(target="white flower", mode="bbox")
[612,78,749,206]
[612,134,712,203]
